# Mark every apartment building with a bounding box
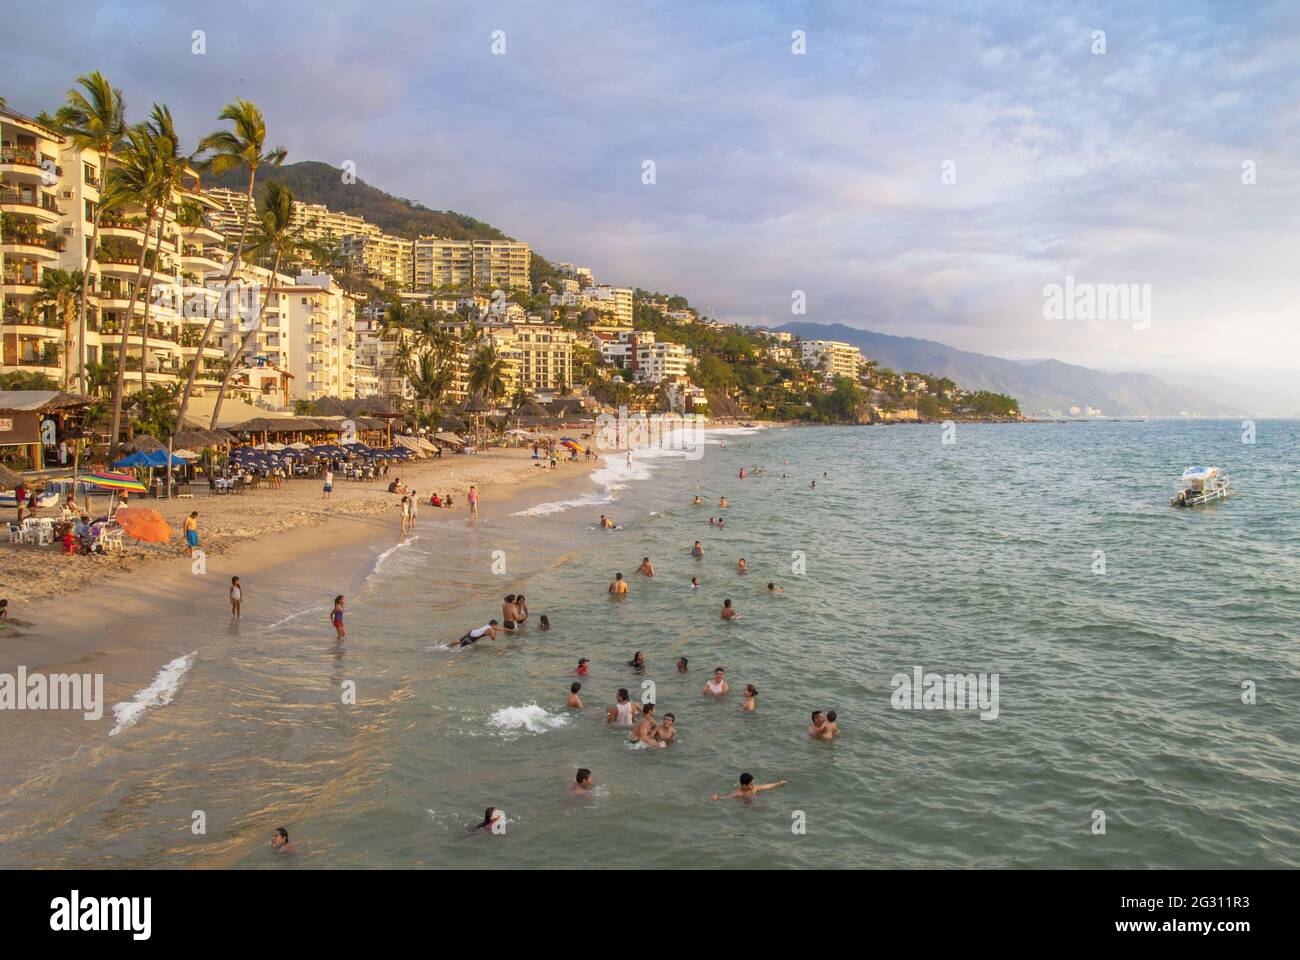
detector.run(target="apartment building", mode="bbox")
[508,323,574,394]
[341,230,413,289]
[800,339,864,379]
[412,237,531,292]
[629,331,690,384]
[550,284,634,327]
[284,271,357,401]
[2,107,228,393]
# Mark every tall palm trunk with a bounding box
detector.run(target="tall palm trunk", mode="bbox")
[75,150,111,395]
[175,169,257,433]
[61,296,74,392]
[107,208,158,457]
[139,210,169,396]
[209,248,280,428]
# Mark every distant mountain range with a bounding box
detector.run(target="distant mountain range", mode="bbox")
[774,322,1259,418]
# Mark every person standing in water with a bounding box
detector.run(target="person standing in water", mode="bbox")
[572,768,594,793]
[691,541,704,559]
[703,667,730,696]
[606,688,641,727]
[567,682,584,709]
[742,684,758,711]
[229,576,242,618]
[609,572,628,595]
[636,557,655,577]
[721,598,738,620]
[630,703,665,748]
[468,485,479,520]
[330,595,346,640]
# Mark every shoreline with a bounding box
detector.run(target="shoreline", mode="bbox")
[1,450,598,672]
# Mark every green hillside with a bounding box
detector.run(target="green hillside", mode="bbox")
[203,160,511,242]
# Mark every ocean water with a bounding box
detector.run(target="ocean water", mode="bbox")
[2,420,1298,868]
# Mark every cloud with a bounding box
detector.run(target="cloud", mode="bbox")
[8,0,1298,388]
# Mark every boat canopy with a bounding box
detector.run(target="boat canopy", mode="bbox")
[1182,466,1218,481]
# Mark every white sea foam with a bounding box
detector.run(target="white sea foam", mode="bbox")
[265,606,326,630]
[488,703,570,735]
[108,652,196,737]
[369,535,420,577]
[512,491,614,517]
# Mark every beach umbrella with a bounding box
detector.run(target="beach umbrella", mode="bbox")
[113,507,173,544]
[559,437,583,452]
[81,471,148,493]
[0,464,25,490]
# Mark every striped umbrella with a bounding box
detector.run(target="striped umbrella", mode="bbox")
[80,471,148,493]
[559,437,582,452]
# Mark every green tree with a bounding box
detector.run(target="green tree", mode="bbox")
[101,121,170,455]
[55,71,127,394]
[467,342,507,404]
[176,98,286,434]
[29,268,84,391]
[210,180,305,427]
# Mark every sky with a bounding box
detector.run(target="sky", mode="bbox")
[7,0,1299,404]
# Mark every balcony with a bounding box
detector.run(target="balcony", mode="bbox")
[0,226,65,260]
[0,189,62,222]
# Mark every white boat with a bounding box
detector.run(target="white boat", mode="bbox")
[1171,466,1230,507]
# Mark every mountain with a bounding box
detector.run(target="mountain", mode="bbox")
[774,322,1249,417]
[204,161,512,242]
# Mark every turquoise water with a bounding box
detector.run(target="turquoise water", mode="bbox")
[3,421,1298,868]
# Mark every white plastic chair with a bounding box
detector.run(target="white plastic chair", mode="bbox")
[4,522,20,544]
[101,528,124,552]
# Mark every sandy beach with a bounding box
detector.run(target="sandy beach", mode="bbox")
[1,448,594,614]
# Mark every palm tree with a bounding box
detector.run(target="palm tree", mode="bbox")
[29,268,84,391]
[55,71,126,394]
[405,347,455,415]
[467,342,507,405]
[101,122,170,456]
[175,98,285,434]
[135,105,190,398]
[209,181,303,427]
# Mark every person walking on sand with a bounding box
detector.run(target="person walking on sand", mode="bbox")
[230,577,242,618]
[468,485,479,520]
[322,468,334,500]
[400,496,411,534]
[183,511,200,558]
[331,595,346,640]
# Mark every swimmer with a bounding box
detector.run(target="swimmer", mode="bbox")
[630,702,665,748]
[708,517,716,527]
[607,688,642,727]
[703,667,730,697]
[609,572,628,595]
[676,657,689,673]
[692,495,703,506]
[736,558,748,574]
[655,712,678,744]
[739,468,746,479]
[824,709,839,739]
[811,480,816,490]
[473,807,505,833]
[809,710,833,741]
[690,576,700,589]
[636,557,655,577]
[539,615,551,631]
[721,598,738,620]
[767,581,784,594]
[270,827,295,853]
[691,541,704,559]
[742,684,758,711]
[573,768,594,793]
[576,658,591,676]
[719,497,728,508]
[501,594,519,630]
[456,620,499,648]
[629,650,646,670]
[717,518,725,528]
[711,772,788,801]
[515,595,529,624]
[600,514,615,529]
[567,682,584,709]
